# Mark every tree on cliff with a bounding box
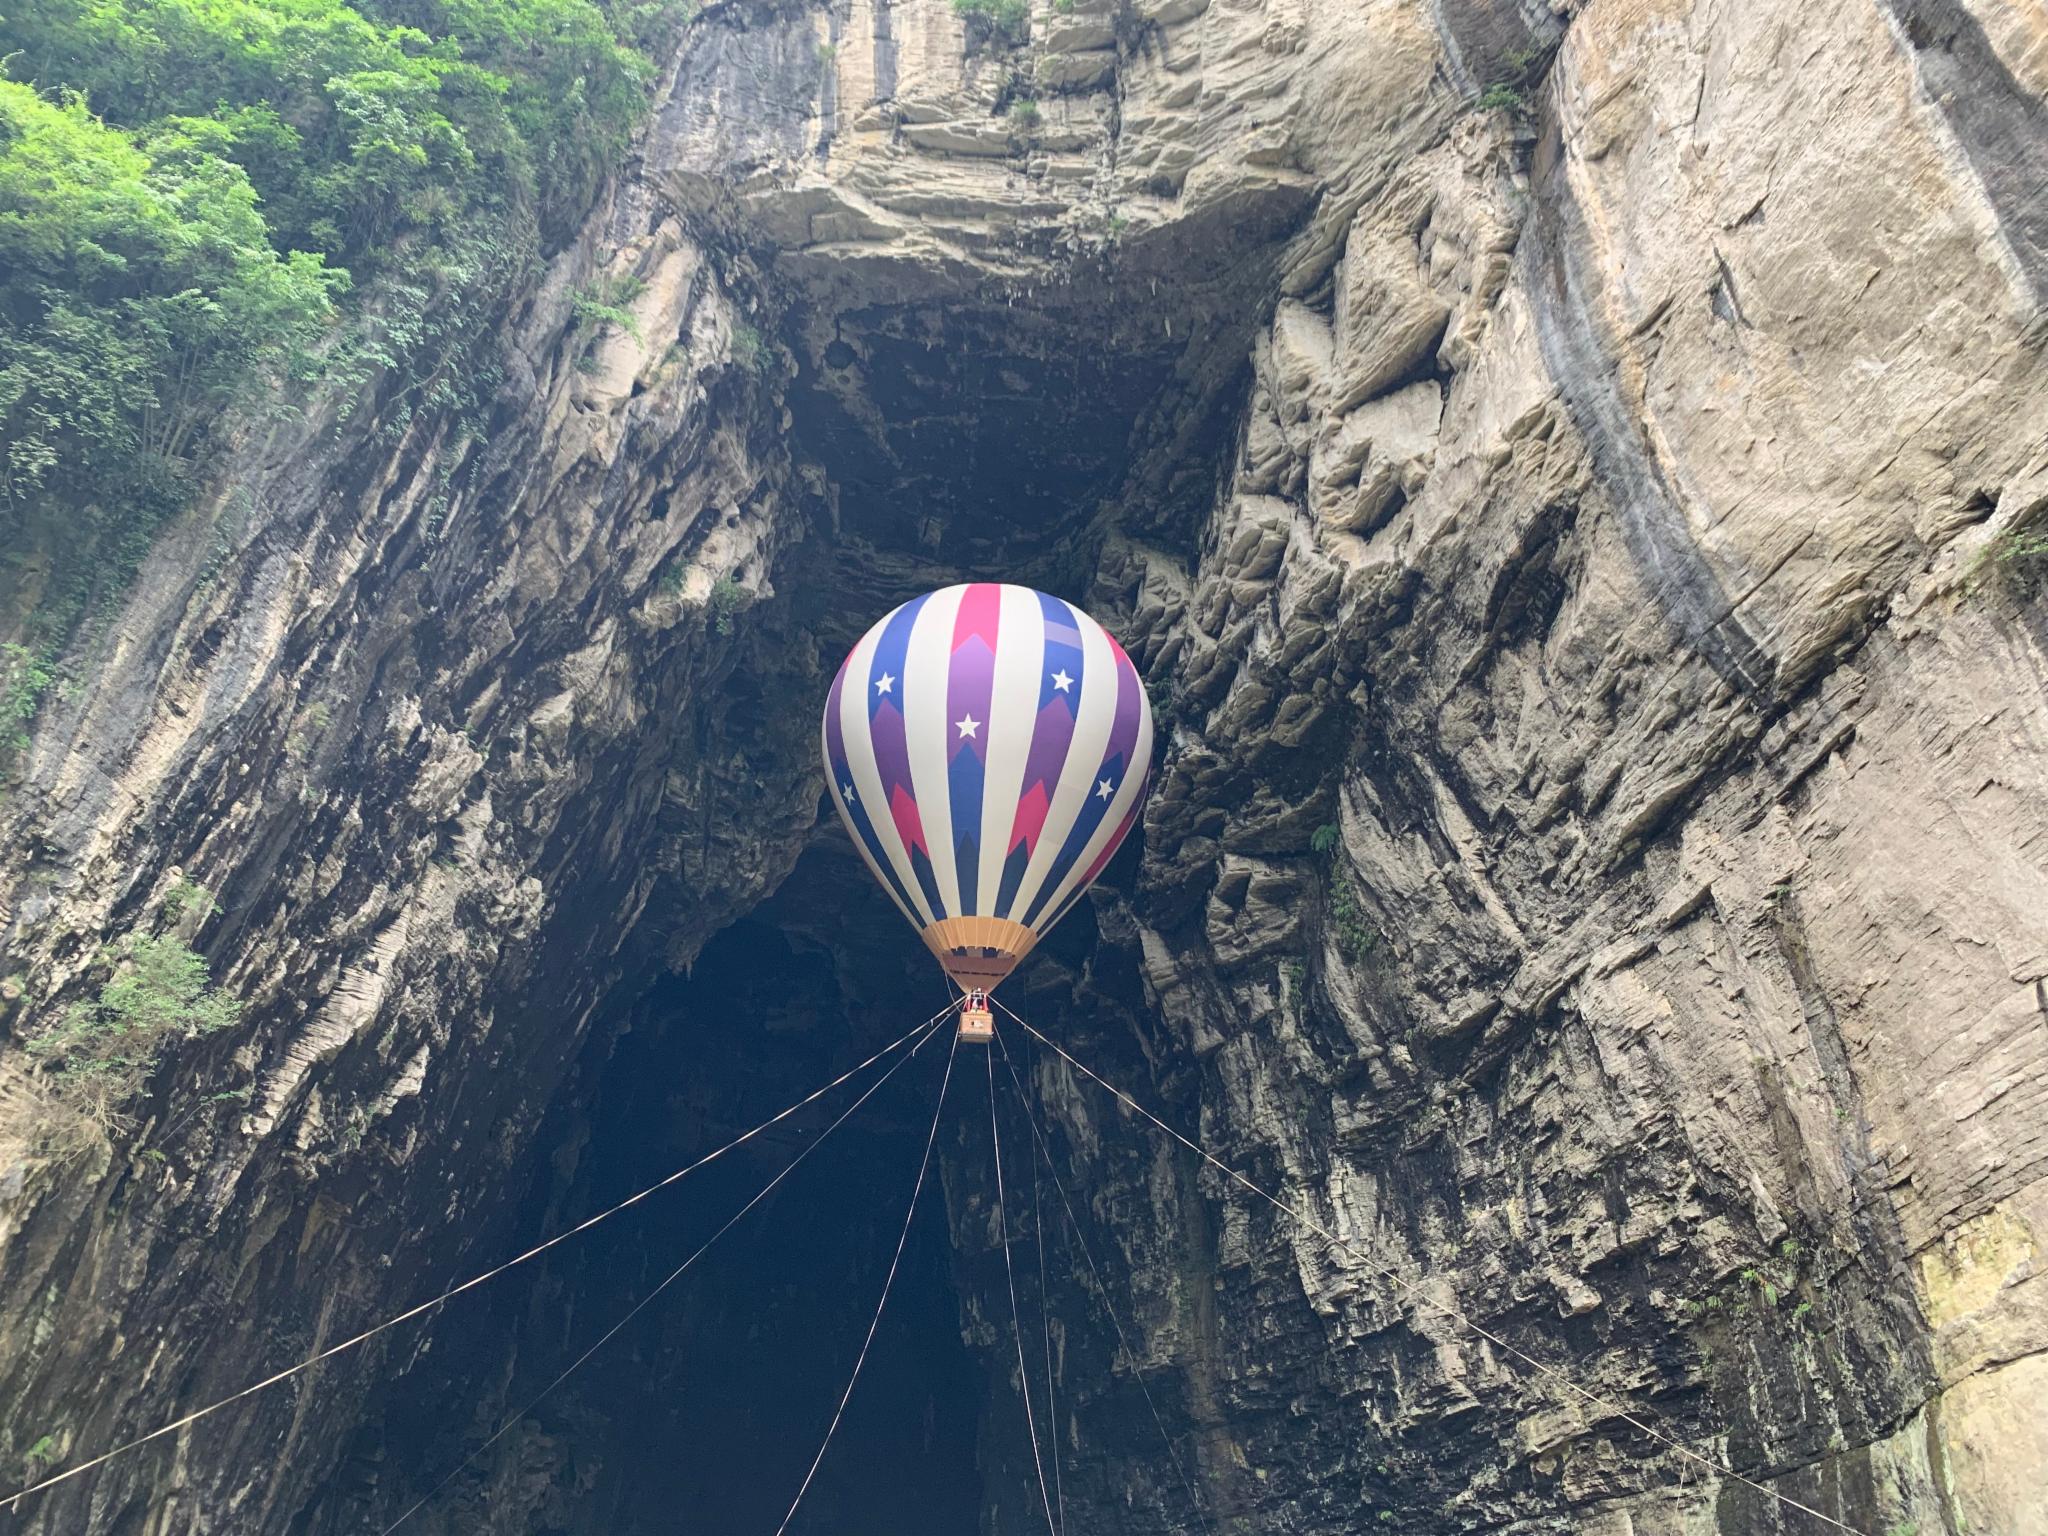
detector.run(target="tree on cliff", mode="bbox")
[0,0,684,653]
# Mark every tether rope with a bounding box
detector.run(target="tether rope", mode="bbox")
[773,1026,961,1536]
[1028,1057,1067,1536]
[995,999,1877,1536]
[0,1004,955,1515]
[994,1029,1215,1536]
[381,1014,950,1532]
[987,1040,1059,1536]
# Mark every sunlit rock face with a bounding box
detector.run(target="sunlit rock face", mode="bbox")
[1,1,2045,1533]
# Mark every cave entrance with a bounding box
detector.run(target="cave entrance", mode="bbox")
[338,849,986,1534]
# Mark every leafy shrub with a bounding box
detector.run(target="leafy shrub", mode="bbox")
[159,877,218,922]
[25,933,241,1148]
[1475,82,1524,113]
[2,641,53,766]
[709,576,744,635]
[1008,98,1040,128]
[573,273,648,340]
[1327,876,1378,961]
[729,322,769,374]
[952,0,1029,40]
[1308,821,1376,959]
[1970,524,2048,590]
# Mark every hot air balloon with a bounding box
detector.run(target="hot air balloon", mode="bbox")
[821,584,1155,1041]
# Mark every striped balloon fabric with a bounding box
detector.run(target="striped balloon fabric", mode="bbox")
[821,583,1155,992]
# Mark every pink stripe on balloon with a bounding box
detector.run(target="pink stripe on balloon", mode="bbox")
[948,583,1001,765]
[889,783,928,858]
[1008,782,1050,856]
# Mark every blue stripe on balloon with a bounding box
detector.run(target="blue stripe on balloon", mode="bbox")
[866,592,947,921]
[827,678,921,926]
[949,741,984,914]
[1020,647,1138,929]
[1040,765,1151,935]
[867,592,929,723]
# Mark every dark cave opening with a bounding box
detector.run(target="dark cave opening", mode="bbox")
[337,849,993,1534]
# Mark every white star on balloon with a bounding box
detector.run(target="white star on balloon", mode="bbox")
[956,714,981,740]
[1096,777,1115,800]
[1050,669,1073,693]
[843,783,857,802]
[874,672,894,695]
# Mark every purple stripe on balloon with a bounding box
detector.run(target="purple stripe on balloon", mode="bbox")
[995,592,1087,917]
[945,584,1001,914]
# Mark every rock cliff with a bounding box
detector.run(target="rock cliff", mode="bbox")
[1,0,2044,1532]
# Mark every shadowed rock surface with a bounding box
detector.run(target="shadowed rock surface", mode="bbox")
[1,0,2045,1533]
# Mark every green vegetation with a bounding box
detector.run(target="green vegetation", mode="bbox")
[159,876,217,923]
[572,273,648,341]
[0,77,342,633]
[1473,41,1554,119]
[1683,1237,1825,1326]
[952,0,1029,41]
[19,1433,57,1479]
[25,933,241,1148]
[1328,877,1378,961]
[2,641,53,767]
[1008,98,1040,129]
[1,0,685,652]
[284,699,333,761]
[709,575,744,635]
[1309,822,1379,962]
[730,322,769,374]
[1969,524,2048,589]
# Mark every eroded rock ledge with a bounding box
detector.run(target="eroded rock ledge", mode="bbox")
[1,0,2044,1532]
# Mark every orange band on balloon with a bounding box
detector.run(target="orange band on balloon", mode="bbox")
[921,916,1039,992]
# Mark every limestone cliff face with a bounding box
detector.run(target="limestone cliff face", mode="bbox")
[1,0,2044,1533]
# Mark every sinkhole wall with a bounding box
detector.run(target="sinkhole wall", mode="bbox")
[1,0,2046,1532]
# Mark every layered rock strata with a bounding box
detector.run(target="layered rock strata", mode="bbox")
[0,0,2043,1532]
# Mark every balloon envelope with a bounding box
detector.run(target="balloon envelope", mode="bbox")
[821,584,1154,992]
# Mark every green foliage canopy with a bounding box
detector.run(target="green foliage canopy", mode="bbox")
[0,81,341,510]
[0,0,679,650]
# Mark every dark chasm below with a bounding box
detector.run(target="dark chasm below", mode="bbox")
[291,839,1158,1536]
